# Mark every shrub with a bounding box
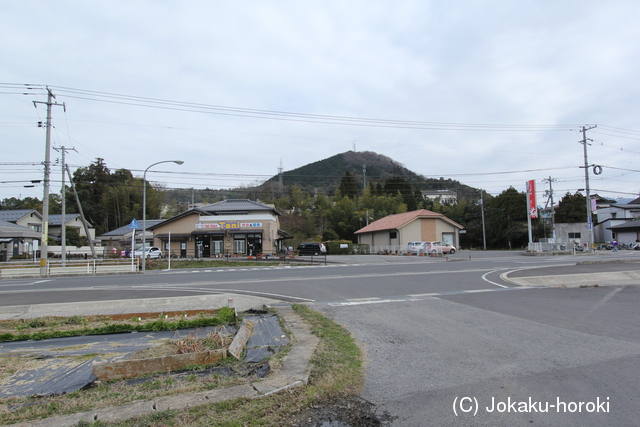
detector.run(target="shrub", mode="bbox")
[326,240,354,255]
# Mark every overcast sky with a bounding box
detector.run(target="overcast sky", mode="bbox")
[2,1,640,206]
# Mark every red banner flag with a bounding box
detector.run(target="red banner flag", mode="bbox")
[526,180,537,218]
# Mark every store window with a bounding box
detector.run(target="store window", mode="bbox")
[212,236,223,255]
[234,234,246,254]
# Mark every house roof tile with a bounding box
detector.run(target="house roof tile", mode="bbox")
[608,218,640,230]
[198,199,281,215]
[99,220,164,237]
[0,209,40,223]
[48,214,83,226]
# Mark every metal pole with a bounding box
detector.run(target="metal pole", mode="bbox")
[548,176,556,239]
[580,125,596,252]
[33,88,65,276]
[65,165,97,259]
[61,148,66,267]
[142,160,184,273]
[480,191,487,250]
[54,146,75,266]
[39,90,52,276]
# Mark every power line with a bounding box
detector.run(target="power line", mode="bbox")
[2,83,582,132]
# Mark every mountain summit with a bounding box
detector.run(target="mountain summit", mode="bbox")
[261,151,478,200]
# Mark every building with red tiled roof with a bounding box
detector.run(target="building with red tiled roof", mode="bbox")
[354,209,463,250]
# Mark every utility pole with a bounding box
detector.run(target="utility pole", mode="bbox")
[278,159,283,196]
[542,176,557,240]
[53,146,76,266]
[480,191,487,250]
[579,125,597,252]
[362,164,366,190]
[33,88,65,276]
[65,165,97,259]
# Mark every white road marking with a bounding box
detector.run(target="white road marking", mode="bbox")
[482,271,509,288]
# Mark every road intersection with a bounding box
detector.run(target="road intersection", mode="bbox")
[1,250,639,425]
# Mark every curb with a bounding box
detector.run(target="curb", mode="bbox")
[9,304,319,427]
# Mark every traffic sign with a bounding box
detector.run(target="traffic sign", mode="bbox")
[129,218,139,229]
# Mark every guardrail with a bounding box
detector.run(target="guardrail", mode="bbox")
[0,259,137,278]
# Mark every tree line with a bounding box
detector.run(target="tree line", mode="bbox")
[261,171,592,250]
[0,160,591,249]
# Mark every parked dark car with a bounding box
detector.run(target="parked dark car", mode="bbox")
[297,242,327,256]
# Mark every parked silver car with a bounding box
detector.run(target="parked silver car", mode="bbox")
[407,241,428,255]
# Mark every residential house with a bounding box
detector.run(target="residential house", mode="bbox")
[48,213,96,243]
[607,219,640,245]
[0,209,43,233]
[0,210,43,260]
[594,197,640,243]
[421,189,458,205]
[354,209,464,252]
[0,220,41,260]
[97,220,164,251]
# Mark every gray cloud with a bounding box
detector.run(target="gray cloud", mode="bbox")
[1,1,639,201]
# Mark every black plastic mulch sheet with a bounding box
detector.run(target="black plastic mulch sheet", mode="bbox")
[0,314,287,398]
[243,314,290,363]
[0,326,231,398]
[0,313,289,399]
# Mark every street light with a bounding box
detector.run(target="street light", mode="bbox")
[142,160,184,273]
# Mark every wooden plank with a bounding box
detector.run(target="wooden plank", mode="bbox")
[228,321,253,359]
[93,349,227,381]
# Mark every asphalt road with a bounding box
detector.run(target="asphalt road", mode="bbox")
[2,250,629,305]
[1,250,639,426]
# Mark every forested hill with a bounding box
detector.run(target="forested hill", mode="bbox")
[261,151,480,200]
[162,150,481,205]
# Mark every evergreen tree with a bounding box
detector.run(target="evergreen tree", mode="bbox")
[383,175,419,210]
[338,170,359,199]
[71,158,169,234]
[555,192,587,223]
[485,187,530,248]
[0,196,43,211]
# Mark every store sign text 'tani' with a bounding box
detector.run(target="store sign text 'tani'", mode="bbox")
[195,221,262,230]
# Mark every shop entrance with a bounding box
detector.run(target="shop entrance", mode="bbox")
[247,233,262,255]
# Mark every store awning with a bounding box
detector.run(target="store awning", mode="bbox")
[155,234,192,239]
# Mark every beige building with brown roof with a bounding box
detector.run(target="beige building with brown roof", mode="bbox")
[354,209,463,251]
[148,199,289,257]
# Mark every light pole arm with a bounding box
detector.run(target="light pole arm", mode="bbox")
[142,160,184,273]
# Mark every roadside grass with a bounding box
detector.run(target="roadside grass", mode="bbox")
[0,304,364,426]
